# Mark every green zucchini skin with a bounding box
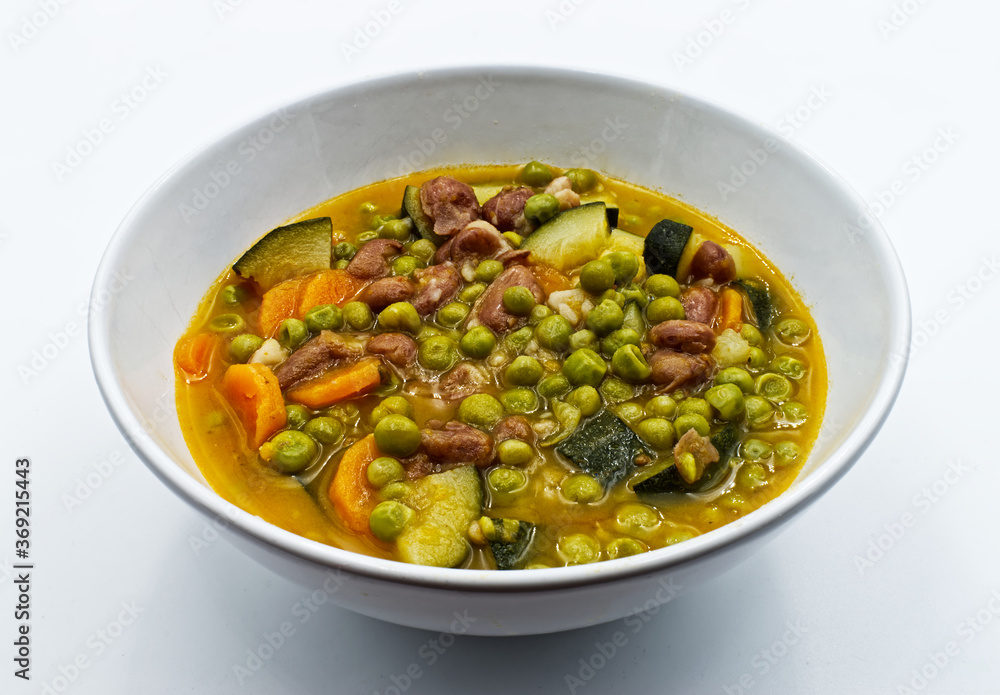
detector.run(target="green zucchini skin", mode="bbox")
[402,185,450,247]
[557,409,648,490]
[633,423,741,495]
[605,206,619,228]
[232,217,332,291]
[735,279,774,330]
[520,202,611,272]
[488,520,536,570]
[643,219,693,278]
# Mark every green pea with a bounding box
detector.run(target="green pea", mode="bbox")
[620,284,649,308]
[566,385,601,417]
[505,355,544,386]
[622,302,645,334]
[775,441,801,464]
[521,160,554,187]
[535,315,573,352]
[601,328,641,358]
[738,462,768,491]
[524,193,560,224]
[744,395,774,429]
[380,481,413,501]
[378,302,421,334]
[569,329,596,351]
[392,255,420,277]
[586,299,624,336]
[740,323,763,346]
[343,301,374,331]
[564,168,598,193]
[747,346,768,370]
[326,402,359,424]
[333,259,350,270]
[373,415,421,457]
[636,418,675,451]
[715,367,754,394]
[263,430,317,474]
[476,516,523,544]
[775,317,811,345]
[278,318,309,350]
[505,326,535,353]
[367,456,405,488]
[678,398,712,420]
[705,383,745,421]
[221,284,249,306]
[209,313,246,334]
[379,218,413,242]
[487,467,527,495]
[607,537,646,559]
[663,528,697,546]
[459,325,496,359]
[600,288,625,307]
[503,231,523,248]
[561,474,603,503]
[370,214,396,229]
[458,394,505,430]
[756,373,794,403]
[303,304,344,333]
[229,333,264,363]
[434,302,469,328]
[497,439,534,466]
[528,304,553,327]
[558,533,600,565]
[614,503,660,537]
[475,259,504,283]
[743,438,773,460]
[369,395,414,426]
[369,500,415,542]
[503,286,536,316]
[614,402,646,425]
[646,296,685,324]
[303,416,343,445]
[674,413,710,438]
[419,335,458,371]
[563,348,607,387]
[538,373,572,399]
[459,282,487,303]
[579,259,616,294]
[781,401,809,423]
[604,251,639,286]
[771,354,806,379]
[645,274,680,298]
[334,242,358,260]
[359,201,378,214]
[285,404,311,430]
[501,388,539,414]
[611,344,651,382]
[646,395,678,419]
[600,377,634,404]
[407,238,436,263]
[356,230,379,243]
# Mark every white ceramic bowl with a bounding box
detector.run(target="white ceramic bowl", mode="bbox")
[90,67,909,636]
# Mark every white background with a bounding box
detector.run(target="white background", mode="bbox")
[2,0,998,693]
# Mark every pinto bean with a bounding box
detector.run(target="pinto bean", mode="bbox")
[273,330,361,390]
[346,239,404,280]
[366,332,417,367]
[420,421,494,468]
[411,262,461,316]
[680,286,718,325]
[493,415,535,444]
[470,265,545,334]
[419,176,481,237]
[689,241,736,284]
[445,221,511,268]
[356,276,415,312]
[482,187,534,231]
[649,349,713,392]
[649,320,717,354]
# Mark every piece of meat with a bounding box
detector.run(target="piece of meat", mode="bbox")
[411,261,462,316]
[420,420,495,468]
[469,265,545,335]
[482,187,534,231]
[365,332,417,367]
[649,349,713,392]
[497,248,531,267]
[273,331,361,390]
[447,221,511,268]
[672,428,720,484]
[648,320,717,354]
[493,415,535,444]
[689,241,736,284]
[346,239,404,280]
[680,286,718,325]
[356,276,415,312]
[438,362,490,400]
[419,176,481,237]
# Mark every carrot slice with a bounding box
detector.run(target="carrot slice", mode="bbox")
[297,269,363,316]
[329,435,381,535]
[285,358,383,409]
[257,276,306,338]
[175,333,219,381]
[218,363,287,448]
[532,263,573,296]
[717,287,744,334]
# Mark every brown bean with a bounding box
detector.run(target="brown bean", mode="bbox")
[649,349,713,392]
[346,239,404,280]
[481,186,534,231]
[438,362,490,400]
[689,241,736,283]
[420,421,494,468]
[365,332,417,367]
[648,320,717,354]
[680,286,718,325]
[469,265,545,334]
[493,415,535,444]
[411,262,462,316]
[419,176,481,237]
[273,331,361,390]
[356,276,415,312]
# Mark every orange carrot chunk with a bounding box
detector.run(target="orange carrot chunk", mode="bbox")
[257,276,306,338]
[329,435,381,535]
[717,287,744,334]
[297,269,364,316]
[175,333,219,381]
[285,359,383,409]
[219,363,287,448]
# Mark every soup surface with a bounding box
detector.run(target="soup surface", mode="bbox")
[175,163,826,569]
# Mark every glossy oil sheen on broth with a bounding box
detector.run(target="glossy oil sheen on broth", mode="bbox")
[174,163,826,569]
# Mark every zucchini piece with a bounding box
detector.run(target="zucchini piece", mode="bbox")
[734,279,774,330]
[643,219,693,278]
[471,184,505,205]
[633,423,741,495]
[402,185,449,247]
[396,466,483,568]
[606,206,620,228]
[521,202,611,272]
[556,409,648,490]
[232,217,332,291]
[482,518,536,570]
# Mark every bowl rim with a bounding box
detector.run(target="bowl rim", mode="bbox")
[89,64,910,593]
